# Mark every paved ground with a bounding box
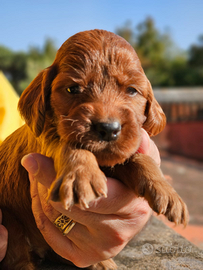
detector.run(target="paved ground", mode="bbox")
[158,152,203,249]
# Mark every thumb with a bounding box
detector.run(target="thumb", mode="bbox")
[138,129,151,155]
[138,129,161,166]
[21,153,56,188]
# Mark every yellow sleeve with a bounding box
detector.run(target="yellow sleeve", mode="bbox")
[0,71,24,143]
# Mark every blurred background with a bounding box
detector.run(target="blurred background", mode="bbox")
[0,0,203,248]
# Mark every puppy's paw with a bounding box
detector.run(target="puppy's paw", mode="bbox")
[47,163,107,210]
[146,180,189,226]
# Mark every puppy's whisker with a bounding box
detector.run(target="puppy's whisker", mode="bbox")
[76,133,80,141]
[88,145,93,153]
[76,132,84,142]
[71,120,79,126]
[79,134,85,143]
[88,143,97,153]
[67,130,77,139]
[60,117,79,126]
[79,143,84,149]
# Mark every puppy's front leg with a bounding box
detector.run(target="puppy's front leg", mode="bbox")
[48,148,107,209]
[105,153,188,226]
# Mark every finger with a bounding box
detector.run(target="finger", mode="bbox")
[48,178,149,222]
[29,177,78,262]
[138,129,160,166]
[49,192,151,258]
[37,181,100,227]
[37,183,106,258]
[138,128,150,155]
[36,181,116,266]
[87,178,137,215]
[48,178,131,221]
[21,153,56,188]
[37,180,109,226]
[32,180,102,266]
[149,139,161,166]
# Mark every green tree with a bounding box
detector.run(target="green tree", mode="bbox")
[116,21,135,46]
[189,35,203,67]
[0,46,27,93]
[116,17,203,87]
[0,38,57,95]
[116,17,177,86]
[20,38,57,92]
[135,17,166,66]
[187,35,203,85]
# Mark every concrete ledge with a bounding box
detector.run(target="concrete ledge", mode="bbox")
[40,217,203,270]
[115,217,203,270]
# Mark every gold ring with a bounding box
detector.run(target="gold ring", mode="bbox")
[54,214,76,236]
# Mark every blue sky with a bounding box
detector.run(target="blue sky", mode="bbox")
[1,0,203,52]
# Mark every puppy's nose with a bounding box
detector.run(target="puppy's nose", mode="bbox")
[94,121,121,141]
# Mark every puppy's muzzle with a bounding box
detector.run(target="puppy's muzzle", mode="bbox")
[93,121,121,141]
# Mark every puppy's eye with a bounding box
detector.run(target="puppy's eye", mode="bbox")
[126,87,138,97]
[66,85,80,94]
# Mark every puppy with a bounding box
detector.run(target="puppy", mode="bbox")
[0,29,188,270]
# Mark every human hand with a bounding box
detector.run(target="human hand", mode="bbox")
[0,210,8,262]
[21,128,160,267]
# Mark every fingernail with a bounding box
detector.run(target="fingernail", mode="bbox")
[21,154,39,175]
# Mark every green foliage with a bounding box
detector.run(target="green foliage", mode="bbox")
[116,17,203,87]
[0,46,27,93]
[19,39,57,92]
[135,17,166,64]
[186,35,203,85]
[0,38,57,95]
[0,20,202,95]
[189,35,203,67]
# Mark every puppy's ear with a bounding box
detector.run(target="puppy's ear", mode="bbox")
[18,65,57,137]
[143,81,166,136]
